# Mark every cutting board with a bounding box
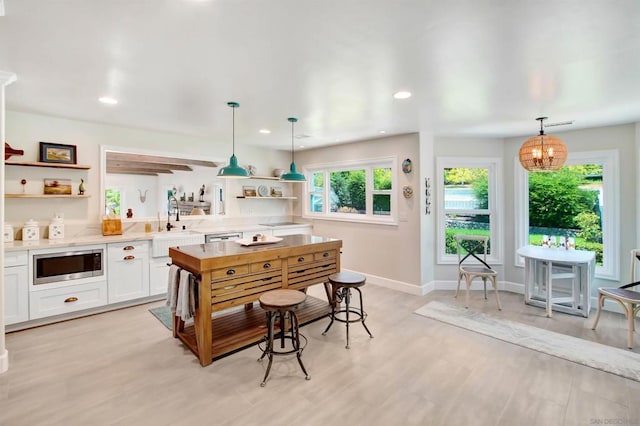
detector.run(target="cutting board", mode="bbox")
[102,219,123,236]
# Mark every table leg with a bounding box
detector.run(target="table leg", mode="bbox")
[546,261,553,318]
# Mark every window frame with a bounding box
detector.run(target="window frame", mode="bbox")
[514,149,620,281]
[303,156,398,225]
[436,156,504,265]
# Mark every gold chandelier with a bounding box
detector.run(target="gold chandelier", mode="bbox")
[519,117,567,172]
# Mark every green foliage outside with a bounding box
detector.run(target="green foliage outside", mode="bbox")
[445,164,604,264]
[528,167,600,229]
[105,189,121,215]
[329,168,392,213]
[331,170,365,212]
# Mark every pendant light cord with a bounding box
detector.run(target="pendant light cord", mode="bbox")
[291,119,295,163]
[232,106,236,155]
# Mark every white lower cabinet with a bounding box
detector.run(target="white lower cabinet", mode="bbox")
[149,257,170,296]
[107,241,150,303]
[4,251,29,324]
[30,281,108,319]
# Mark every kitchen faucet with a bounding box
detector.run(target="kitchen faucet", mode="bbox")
[167,196,180,231]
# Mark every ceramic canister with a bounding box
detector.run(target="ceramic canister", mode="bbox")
[3,223,14,242]
[48,216,64,240]
[22,219,40,241]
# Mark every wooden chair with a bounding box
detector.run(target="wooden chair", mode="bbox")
[592,249,640,349]
[454,235,501,310]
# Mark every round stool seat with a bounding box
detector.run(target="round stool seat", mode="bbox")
[259,289,306,311]
[328,272,366,288]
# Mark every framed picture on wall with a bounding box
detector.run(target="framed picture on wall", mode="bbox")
[39,142,77,164]
[43,178,72,195]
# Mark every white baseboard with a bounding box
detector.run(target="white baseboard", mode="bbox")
[0,349,8,374]
[338,271,624,315]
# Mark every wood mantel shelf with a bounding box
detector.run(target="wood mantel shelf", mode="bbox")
[5,161,91,170]
[5,194,90,198]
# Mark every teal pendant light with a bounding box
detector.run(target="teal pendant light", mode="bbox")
[280,117,306,182]
[217,101,249,179]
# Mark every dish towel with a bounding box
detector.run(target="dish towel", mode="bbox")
[166,264,180,312]
[176,269,195,322]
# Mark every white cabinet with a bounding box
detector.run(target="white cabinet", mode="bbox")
[149,258,170,296]
[4,251,29,324]
[30,281,107,319]
[107,241,150,303]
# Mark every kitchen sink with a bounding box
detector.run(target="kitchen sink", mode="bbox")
[152,230,202,240]
[151,231,205,257]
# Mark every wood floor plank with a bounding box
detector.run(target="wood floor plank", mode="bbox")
[1,286,637,426]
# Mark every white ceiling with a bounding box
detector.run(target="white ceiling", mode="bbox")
[1,0,639,151]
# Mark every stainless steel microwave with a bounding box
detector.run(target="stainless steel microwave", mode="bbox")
[33,249,104,285]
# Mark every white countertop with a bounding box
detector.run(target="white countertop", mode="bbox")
[4,223,311,252]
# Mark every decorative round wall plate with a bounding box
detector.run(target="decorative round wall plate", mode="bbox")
[257,185,269,197]
[403,185,413,198]
[402,158,412,174]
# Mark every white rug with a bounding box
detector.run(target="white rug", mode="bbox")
[414,301,640,382]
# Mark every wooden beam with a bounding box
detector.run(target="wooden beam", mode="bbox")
[106,152,218,168]
[107,160,193,172]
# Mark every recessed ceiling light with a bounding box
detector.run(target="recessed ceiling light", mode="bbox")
[98,96,118,105]
[259,129,271,134]
[393,91,412,99]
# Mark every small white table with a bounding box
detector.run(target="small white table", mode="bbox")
[517,246,595,318]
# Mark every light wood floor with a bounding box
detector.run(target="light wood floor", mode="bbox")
[1,285,639,426]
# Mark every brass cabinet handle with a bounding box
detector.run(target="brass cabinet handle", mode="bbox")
[64,297,78,303]
[298,256,305,262]
[226,269,236,275]
[263,262,271,269]
[123,245,135,251]
[123,255,135,260]
[323,252,329,257]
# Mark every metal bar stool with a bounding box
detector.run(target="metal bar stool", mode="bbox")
[257,289,310,387]
[322,272,374,349]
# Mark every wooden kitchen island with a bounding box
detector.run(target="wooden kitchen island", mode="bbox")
[169,234,342,366]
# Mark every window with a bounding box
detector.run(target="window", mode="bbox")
[105,188,121,216]
[304,157,397,224]
[437,157,503,264]
[515,150,619,280]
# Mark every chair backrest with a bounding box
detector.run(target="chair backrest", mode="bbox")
[454,235,490,268]
[631,249,640,282]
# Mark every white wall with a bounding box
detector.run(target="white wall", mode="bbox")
[295,133,422,291]
[5,110,293,227]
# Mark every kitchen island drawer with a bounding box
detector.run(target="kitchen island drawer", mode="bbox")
[30,281,108,319]
[210,264,249,279]
[249,259,281,272]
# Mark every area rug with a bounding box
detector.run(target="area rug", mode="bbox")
[149,306,172,330]
[414,301,640,382]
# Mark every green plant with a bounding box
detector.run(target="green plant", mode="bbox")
[574,212,602,241]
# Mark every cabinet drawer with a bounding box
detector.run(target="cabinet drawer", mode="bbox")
[108,241,149,256]
[210,264,249,280]
[249,259,281,273]
[30,281,108,320]
[287,253,315,266]
[5,251,28,267]
[314,250,336,261]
